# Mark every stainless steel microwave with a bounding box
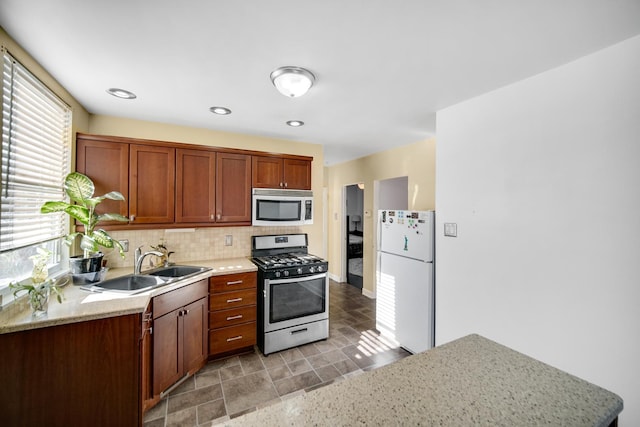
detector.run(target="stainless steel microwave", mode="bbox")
[252,189,313,226]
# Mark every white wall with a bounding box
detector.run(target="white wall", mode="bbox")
[436,35,640,425]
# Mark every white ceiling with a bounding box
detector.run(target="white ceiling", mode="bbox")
[1,1,639,166]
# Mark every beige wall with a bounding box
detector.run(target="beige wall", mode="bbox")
[325,137,436,295]
[88,115,325,256]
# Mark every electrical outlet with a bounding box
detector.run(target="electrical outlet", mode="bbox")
[119,239,129,252]
[225,235,233,246]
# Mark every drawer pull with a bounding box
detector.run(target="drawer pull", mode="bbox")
[227,335,243,342]
[291,327,308,335]
[226,297,243,303]
[226,314,243,321]
[226,280,243,285]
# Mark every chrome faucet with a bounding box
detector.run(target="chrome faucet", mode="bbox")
[134,246,163,275]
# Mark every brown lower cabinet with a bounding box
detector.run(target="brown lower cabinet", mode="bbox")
[0,313,145,427]
[209,272,257,357]
[153,279,208,396]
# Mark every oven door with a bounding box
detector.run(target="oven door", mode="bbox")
[264,273,328,332]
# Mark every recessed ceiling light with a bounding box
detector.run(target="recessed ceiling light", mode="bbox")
[209,106,232,115]
[286,120,304,127]
[106,88,136,99]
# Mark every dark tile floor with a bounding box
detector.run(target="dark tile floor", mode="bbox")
[143,280,410,427]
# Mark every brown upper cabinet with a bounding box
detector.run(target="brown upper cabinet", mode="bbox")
[216,152,252,222]
[75,133,311,229]
[175,150,252,223]
[130,144,176,224]
[176,149,216,223]
[77,136,176,225]
[76,137,129,223]
[252,155,311,190]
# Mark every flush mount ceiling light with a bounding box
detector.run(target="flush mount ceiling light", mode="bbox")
[209,106,232,115]
[106,88,137,99]
[270,66,316,98]
[286,120,305,127]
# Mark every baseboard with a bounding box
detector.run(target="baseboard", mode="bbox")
[362,288,375,299]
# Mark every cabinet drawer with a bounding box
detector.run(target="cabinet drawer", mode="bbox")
[209,323,256,355]
[209,306,256,329]
[209,288,256,311]
[153,279,208,319]
[209,272,256,293]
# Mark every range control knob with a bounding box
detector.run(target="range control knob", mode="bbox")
[283,270,289,277]
[274,271,281,278]
[317,265,324,272]
[309,267,316,273]
[297,268,303,275]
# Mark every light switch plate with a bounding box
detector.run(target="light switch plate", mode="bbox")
[225,235,233,246]
[444,223,457,237]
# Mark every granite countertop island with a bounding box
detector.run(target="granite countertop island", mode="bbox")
[0,257,257,334]
[226,334,623,427]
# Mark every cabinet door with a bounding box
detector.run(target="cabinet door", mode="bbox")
[283,159,312,190]
[176,149,216,223]
[252,155,283,188]
[182,297,208,374]
[130,144,175,223]
[76,137,129,221]
[216,152,251,222]
[153,309,182,396]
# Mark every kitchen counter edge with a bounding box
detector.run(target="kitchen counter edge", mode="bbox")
[0,257,257,335]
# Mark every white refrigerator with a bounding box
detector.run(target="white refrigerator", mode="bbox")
[376,210,435,354]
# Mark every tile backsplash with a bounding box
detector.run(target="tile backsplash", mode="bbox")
[104,226,302,269]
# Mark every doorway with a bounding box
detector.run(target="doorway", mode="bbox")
[345,183,364,289]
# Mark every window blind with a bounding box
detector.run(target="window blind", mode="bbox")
[1,49,71,252]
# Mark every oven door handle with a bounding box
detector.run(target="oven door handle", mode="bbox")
[266,273,327,285]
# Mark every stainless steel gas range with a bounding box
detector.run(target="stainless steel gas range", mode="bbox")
[251,234,329,355]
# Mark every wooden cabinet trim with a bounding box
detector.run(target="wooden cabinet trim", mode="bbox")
[76,132,313,161]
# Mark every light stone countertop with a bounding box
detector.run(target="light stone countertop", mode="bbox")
[225,334,623,427]
[0,257,256,335]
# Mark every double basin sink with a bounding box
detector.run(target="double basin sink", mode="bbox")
[81,265,211,295]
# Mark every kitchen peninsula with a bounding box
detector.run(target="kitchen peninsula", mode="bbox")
[226,334,623,426]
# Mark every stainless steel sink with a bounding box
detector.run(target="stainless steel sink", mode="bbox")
[81,265,210,295]
[147,265,210,278]
[81,274,169,294]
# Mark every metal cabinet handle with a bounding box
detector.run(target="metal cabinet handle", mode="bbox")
[130,214,135,221]
[226,280,243,286]
[284,182,288,188]
[226,314,243,321]
[226,297,243,303]
[216,213,221,220]
[227,335,243,342]
[210,214,215,220]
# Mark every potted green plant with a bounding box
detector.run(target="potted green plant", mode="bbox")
[10,247,64,317]
[40,172,128,284]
